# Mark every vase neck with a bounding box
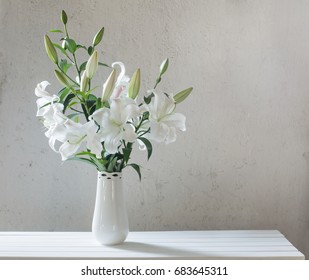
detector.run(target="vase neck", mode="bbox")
[97,171,122,180]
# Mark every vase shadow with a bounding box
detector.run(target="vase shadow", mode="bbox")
[110,241,206,258]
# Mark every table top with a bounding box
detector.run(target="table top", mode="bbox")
[0,230,305,260]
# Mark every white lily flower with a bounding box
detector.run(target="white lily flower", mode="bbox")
[147,92,186,144]
[110,62,130,99]
[35,81,59,117]
[90,97,143,154]
[84,121,103,159]
[47,119,102,160]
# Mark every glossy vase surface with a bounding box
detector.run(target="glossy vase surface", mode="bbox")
[92,172,129,245]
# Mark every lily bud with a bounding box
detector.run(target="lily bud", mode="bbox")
[61,10,68,24]
[44,35,58,64]
[54,70,71,88]
[80,71,89,92]
[128,68,140,99]
[159,58,169,76]
[85,50,98,79]
[93,27,104,46]
[102,68,116,102]
[173,87,193,104]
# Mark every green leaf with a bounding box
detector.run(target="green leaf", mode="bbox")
[107,156,118,172]
[58,87,70,103]
[65,38,77,54]
[66,157,98,169]
[88,46,93,55]
[123,145,132,164]
[63,93,75,113]
[98,62,110,68]
[49,29,63,33]
[144,92,154,104]
[79,61,87,72]
[138,137,152,160]
[67,112,81,119]
[89,155,106,172]
[75,151,95,157]
[59,59,73,73]
[127,163,141,181]
[93,27,104,46]
[96,97,102,110]
[53,43,67,55]
[76,44,88,51]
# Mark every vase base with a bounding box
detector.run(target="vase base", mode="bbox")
[92,230,128,246]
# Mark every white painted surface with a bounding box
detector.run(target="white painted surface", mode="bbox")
[0,0,309,259]
[0,230,304,259]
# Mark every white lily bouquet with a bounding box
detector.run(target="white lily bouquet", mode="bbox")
[35,11,192,179]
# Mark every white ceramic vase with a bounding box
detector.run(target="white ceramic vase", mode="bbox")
[92,171,129,245]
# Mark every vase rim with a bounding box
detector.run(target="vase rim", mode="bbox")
[98,171,122,174]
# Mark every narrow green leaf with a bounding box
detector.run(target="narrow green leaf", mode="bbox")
[49,29,63,33]
[98,62,110,68]
[76,151,95,157]
[76,45,88,51]
[53,43,67,55]
[62,93,75,113]
[58,87,70,103]
[89,155,105,172]
[138,137,152,160]
[66,157,98,169]
[107,157,118,172]
[127,163,141,181]
[67,112,81,119]
[123,146,132,164]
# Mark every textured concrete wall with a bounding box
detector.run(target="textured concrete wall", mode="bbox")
[1,0,309,258]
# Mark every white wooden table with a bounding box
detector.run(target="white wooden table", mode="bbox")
[0,230,304,259]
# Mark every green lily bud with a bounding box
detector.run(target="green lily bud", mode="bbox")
[173,87,193,104]
[44,35,58,64]
[102,68,116,102]
[80,71,89,92]
[159,58,169,76]
[128,68,140,99]
[85,50,98,79]
[93,27,104,46]
[54,70,71,88]
[61,10,68,24]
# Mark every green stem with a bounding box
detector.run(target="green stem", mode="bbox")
[72,52,81,81]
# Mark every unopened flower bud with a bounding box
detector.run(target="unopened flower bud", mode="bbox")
[102,69,116,102]
[85,50,98,79]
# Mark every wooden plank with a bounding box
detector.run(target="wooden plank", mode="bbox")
[0,231,304,260]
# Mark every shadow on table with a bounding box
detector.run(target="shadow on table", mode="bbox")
[110,241,205,258]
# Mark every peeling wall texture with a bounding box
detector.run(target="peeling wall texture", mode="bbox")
[1,0,309,258]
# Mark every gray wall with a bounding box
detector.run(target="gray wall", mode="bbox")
[1,0,309,258]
